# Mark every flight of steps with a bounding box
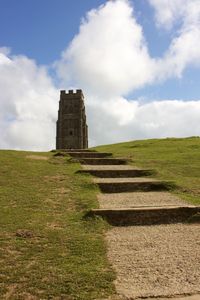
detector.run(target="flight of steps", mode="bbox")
[54,148,200,298]
[54,149,200,226]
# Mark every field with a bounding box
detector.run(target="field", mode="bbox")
[94,137,200,205]
[0,136,199,299]
[0,151,115,299]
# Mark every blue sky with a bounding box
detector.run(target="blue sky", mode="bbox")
[0,0,105,64]
[1,0,199,101]
[0,0,200,150]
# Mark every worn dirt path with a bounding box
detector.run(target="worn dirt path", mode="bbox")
[84,163,200,300]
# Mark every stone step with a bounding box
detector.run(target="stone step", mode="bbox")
[95,178,175,193]
[61,149,96,152]
[86,206,200,226]
[67,152,112,158]
[73,158,128,165]
[53,149,96,154]
[53,150,97,157]
[78,169,155,177]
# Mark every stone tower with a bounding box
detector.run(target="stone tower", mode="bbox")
[56,89,88,149]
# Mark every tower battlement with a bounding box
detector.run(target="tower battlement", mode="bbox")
[56,89,88,149]
[60,89,83,96]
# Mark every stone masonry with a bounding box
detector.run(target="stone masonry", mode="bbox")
[56,89,88,149]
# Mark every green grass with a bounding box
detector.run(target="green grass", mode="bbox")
[94,137,200,205]
[0,151,115,299]
[1,137,199,298]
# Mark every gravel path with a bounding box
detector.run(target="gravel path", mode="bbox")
[93,177,158,183]
[106,224,200,299]
[98,192,188,209]
[82,165,141,170]
[81,161,200,299]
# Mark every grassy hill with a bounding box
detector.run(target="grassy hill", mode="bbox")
[0,151,115,299]
[94,136,200,205]
[0,136,199,299]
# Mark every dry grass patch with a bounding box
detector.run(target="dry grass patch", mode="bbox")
[4,284,18,300]
[43,175,66,182]
[46,222,63,230]
[26,155,49,161]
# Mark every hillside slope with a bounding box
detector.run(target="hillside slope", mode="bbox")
[1,137,199,298]
[0,150,115,299]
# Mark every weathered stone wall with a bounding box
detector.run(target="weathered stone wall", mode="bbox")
[56,89,88,149]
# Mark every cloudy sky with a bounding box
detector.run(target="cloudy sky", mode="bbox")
[0,0,200,150]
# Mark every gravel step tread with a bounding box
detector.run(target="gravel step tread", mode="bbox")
[94,177,158,183]
[98,192,188,209]
[106,224,200,299]
[82,164,141,170]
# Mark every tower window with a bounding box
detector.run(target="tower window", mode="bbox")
[69,130,73,136]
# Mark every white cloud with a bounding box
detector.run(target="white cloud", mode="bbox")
[149,0,200,78]
[0,47,11,56]
[56,0,200,91]
[157,26,200,79]
[148,0,200,30]
[56,0,156,96]
[0,50,58,151]
[148,0,186,29]
[88,97,200,146]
